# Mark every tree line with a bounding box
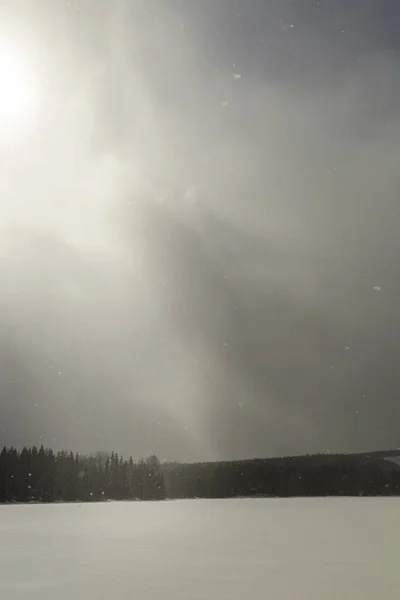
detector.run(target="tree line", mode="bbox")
[163,454,400,498]
[0,446,165,503]
[1,445,400,503]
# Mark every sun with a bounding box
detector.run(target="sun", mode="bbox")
[0,45,36,137]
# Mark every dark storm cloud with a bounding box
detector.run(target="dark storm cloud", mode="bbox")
[0,0,400,460]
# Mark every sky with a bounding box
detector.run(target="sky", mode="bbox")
[0,0,399,461]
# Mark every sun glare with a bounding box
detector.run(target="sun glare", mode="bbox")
[0,44,36,137]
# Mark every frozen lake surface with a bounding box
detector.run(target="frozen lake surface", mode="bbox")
[0,497,399,599]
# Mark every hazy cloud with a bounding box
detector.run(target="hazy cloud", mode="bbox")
[0,0,399,460]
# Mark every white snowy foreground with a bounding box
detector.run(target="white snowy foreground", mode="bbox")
[0,498,399,599]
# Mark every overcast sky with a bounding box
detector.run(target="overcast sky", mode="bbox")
[0,0,399,461]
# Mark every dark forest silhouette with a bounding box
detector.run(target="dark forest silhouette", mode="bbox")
[0,447,165,502]
[0,445,400,503]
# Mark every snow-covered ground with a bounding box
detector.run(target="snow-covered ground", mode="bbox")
[0,497,399,599]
